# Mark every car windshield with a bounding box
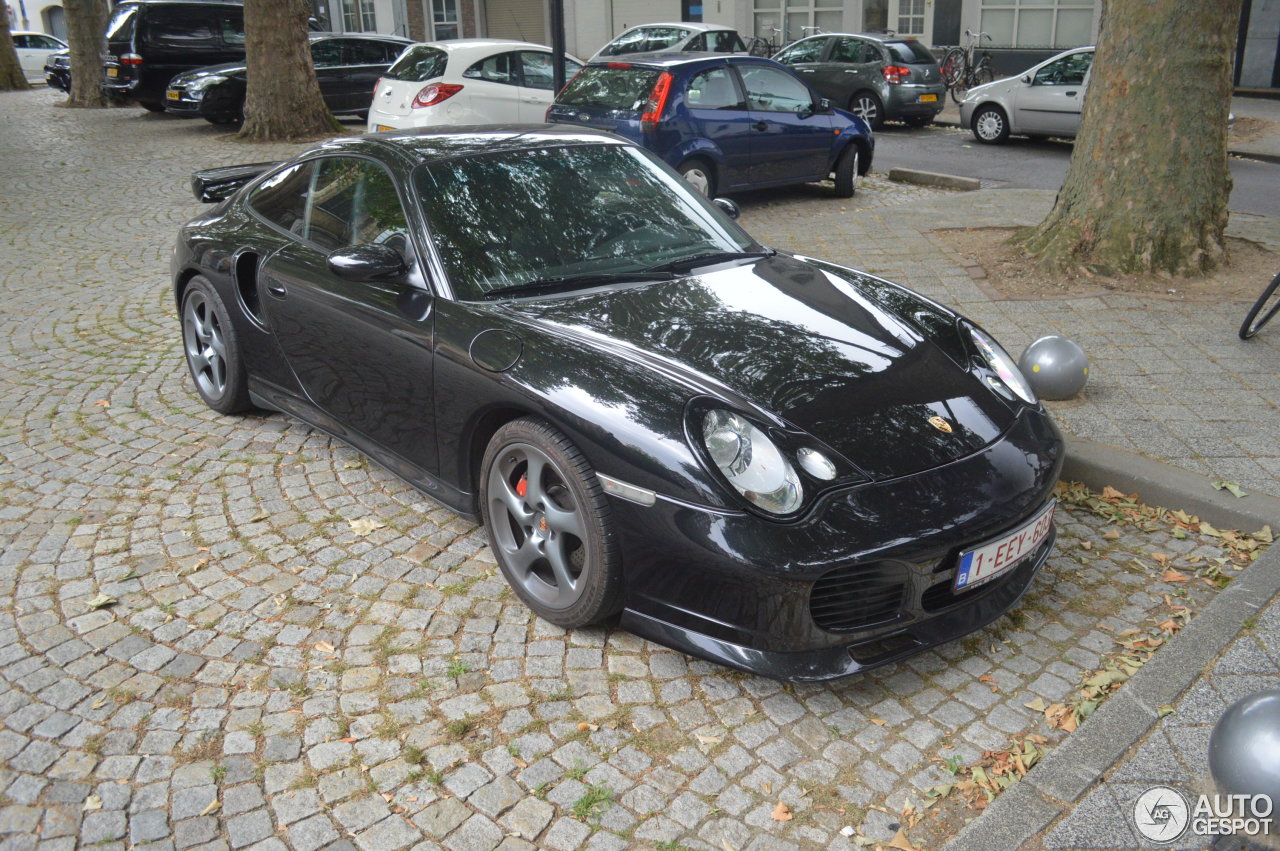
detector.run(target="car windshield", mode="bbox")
[385,45,448,81]
[413,144,758,300]
[556,65,661,112]
[884,40,936,64]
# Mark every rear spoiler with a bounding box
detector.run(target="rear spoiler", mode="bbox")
[191,161,283,203]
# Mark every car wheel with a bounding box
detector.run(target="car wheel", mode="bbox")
[181,276,252,414]
[678,159,715,197]
[849,92,884,130]
[971,104,1010,144]
[204,113,239,125]
[480,418,623,628]
[833,145,859,198]
[139,100,166,113]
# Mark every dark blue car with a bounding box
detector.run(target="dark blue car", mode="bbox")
[547,53,873,199]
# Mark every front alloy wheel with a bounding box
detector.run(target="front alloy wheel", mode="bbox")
[181,276,250,414]
[481,418,622,627]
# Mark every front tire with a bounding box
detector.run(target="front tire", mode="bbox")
[678,159,716,197]
[849,91,884,130]
[971,104,1010,144]
[181,276,251,414]
[833,145,859,198]
[480,418,623,628]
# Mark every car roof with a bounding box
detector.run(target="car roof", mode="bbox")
[586,52,770,70]
[309,32,412,43]
[410,38,558,53]
[788,32,923,45]
[616,22,734,34]
[13,30,65,37]
[323,125,628,165]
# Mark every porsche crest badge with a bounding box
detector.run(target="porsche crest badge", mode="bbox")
[928,416,953,434]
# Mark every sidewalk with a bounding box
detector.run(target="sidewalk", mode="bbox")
[931,95,1280,164]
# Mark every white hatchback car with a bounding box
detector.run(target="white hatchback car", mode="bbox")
[11,31,68,80]
[368,40,583,132]
[590,22,749,61]
[959,46,1094,144]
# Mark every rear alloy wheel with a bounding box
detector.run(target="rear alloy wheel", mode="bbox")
[849,92,884,130]
[678,159,715,197]
[181,276,251,414]
[480,418,622,628]
[833,146,859,198]
[971,104,1010,144]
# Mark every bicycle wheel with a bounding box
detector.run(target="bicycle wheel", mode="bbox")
[951,73,973,105]
[975,63,995,85]
[939,48,966,87]
[1239,272,1280,340]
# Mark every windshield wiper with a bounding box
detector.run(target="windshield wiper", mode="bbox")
[480,271,675,300]
[643,249,775,275]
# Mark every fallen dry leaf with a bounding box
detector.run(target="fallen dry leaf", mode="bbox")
[314,641,336,654]
[85,593,118,612]
[1024,697,1047,712]
[83,795,102,811]
[770,802,793,822]
[695,733,722,747]
[94,399,110,407]
[576,722,598,732]
[720,839,738,851]
[1103,529,1122,540]
[869,718,887,726]
[199,799,220,817]
[349,517,386,536]
[887,828,918,851]
[760,782,772,795]
[1162,569,1189,582]
[1101,486,1129,500]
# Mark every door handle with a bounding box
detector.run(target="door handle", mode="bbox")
[844,69,858,74]
[752,121,768,132]
[265,280,286,298]
[798,68,815,73]
[1065,90,1077,96]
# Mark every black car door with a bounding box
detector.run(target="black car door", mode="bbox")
[309,39,350,112]
[258,155,439,474]
[340,38,397,113]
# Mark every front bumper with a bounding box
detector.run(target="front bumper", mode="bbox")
[611,408,1064,681]
[959,100,976,129]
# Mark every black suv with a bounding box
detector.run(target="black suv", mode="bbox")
[102,0,246,111]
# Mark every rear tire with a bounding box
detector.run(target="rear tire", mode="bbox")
[848,91,884,130]
[833,146,859,198]
[678,158,716,197]
[971,104,1010,144]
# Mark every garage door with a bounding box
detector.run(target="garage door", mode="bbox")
[487,0,546,43]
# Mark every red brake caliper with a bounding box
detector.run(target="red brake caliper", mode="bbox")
[515,476,528,498]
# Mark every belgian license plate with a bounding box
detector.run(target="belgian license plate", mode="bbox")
[919,93,937,103]
[954,501,1055,590]
[166,89,180,101]
[375,124,395,132]
[107,67,118,78]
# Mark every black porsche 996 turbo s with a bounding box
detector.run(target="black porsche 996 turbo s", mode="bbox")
[174,126,1063,681]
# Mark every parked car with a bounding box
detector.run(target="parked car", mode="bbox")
[11,31,67,80]
[367,39,583,132]
[546,53,872,198]
[165,33,410,124]
[773,32,944,129]
[176,126,1062,681]
[102,0,247,112]
[591,22,748,61]
[44,48,71,92]
[960,46,1094,144]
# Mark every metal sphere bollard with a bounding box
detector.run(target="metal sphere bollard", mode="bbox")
[1018,335,1089,400]
[1209,689,1280,819]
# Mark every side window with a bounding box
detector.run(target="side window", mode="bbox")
[830,37,864,63]
[1033,51,1093,86]
[217,12,244,46]
[384,42,406,64]
[711,32,746,53]
[463,51,517,85]
[644,27,690,51]
[519,51,553,89]
[345,39,390,66]
[739,64,814,113]
[248,163,313,235]
[38,36,66,49]
[775,37,826,64]
[683,33,706,52]
[602,28,648,56]
[304,158,410,256]
[12,35,30,48]
[145,9,216,47]
[685,66,743,110]
[311,40,344,68]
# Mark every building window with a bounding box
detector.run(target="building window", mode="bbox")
[752,0,842,47]
[342,0,377,31]
[432,0,459,40]
[980,0,1093,49]
[896,0,924,37]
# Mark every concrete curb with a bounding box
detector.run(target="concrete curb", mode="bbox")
[943,443,1280,851]
[887,167,981,191]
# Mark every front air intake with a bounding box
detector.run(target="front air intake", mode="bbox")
[809,561,908,632]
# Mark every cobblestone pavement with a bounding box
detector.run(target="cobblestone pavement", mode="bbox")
[0,88,1272,851]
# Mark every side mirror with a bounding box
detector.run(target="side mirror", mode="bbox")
[712,197,740,220]
[327,244,407,282]
[1022,74,1032,84]
[819,97,831,113]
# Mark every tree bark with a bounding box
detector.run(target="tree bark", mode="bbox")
[239,0,340,142]
[64,0,109,107]
[1018,0,1243,277]
[0,4,31,90]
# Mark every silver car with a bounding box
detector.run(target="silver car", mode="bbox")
[959,46,1094,144]
[591,22,748,61]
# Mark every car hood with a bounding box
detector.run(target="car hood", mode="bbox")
[500,254,1017,480]
[962,75,1016,104]
[171,62,247,84]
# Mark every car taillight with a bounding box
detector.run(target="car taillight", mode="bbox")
[882,65,909,84]
[121,53,143,66]
[640,72,673,131]
[412,83,462,108]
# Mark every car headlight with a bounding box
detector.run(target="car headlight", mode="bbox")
[702,409,803,514]
[185,75,227,96]
[966,324,1036,404]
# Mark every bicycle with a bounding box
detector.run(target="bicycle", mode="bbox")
[1239,272,1280,340]
[940,29,995,105]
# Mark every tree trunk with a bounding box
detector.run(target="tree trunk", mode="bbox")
[0,4,31,90]
[65,0,109,107]
[239,0,340,142]
[1018,0,1243,277]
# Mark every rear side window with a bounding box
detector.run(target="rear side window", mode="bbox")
[217,11,245,46]
[557,66,662,111]
[344,39,392,66]
[685,67,742,109]
[520,51,582,90]
[305,158,410,253]
[831,38,876,63]
[708,31,746,53]
[885,40,935,64]
[311,40,343,68]
[385,45,448,81]
[464,51,518,84]
[145,8,217,48]
[248,163,313,235]
[775,37,826,64]
[105,5,138,42]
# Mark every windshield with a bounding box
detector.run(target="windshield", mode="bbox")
[385,45,448,81]
[413,144,758,300]
[885,40,936,64]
